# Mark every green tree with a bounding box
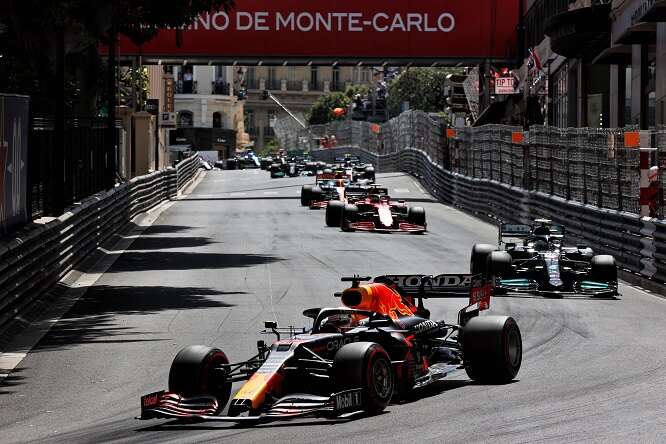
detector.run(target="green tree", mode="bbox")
[307,92,351,125]
[0,0,234,114]
[387,67,463,117]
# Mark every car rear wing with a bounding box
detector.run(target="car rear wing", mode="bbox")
[499,223,532,245]
[345,186,388,197]
[373,274,492,324]
[335,156,360,163]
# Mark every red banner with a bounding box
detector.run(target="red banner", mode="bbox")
[115,0,518,61]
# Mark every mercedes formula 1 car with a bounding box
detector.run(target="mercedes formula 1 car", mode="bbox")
[471,219,618,297]
[139,274,522,424]
[326,193,426,233]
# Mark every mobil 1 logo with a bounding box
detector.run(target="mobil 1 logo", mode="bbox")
[334,389,363,413]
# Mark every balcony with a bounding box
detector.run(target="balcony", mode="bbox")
[287,80,304,91]
[545,2,611,60]
[211,81,230,95]
[263,126,275,137]
[265,79,281,91]
[245,78,259,90]
[309,81,325,91]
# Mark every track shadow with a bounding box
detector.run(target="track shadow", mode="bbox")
[137,225,197,235]
[0,367,27,395]
[30,285,243,353]
[87,252,283,273]
[396,198,439,203]
[183,196,299,202]
[113,236,218,251]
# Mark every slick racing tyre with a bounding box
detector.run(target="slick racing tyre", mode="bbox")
[333,342,393,415]
[407,206,426,226]
[364,166,375,182]
[326,200,345,227]
[470,244,498,276]
[487,251,512,279]
[301,185,313,207]
[169,345,232,414]
[341,204,359,231]
[460,316,522,383]
[590,255,617,283]
[310,186,324,203]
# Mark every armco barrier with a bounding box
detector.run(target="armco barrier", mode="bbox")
[312,146,662,286]
[0,154,200,331]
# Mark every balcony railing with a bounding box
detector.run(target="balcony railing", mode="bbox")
[176,80,198,94]
[265,79,281,90]
[309,81,325,91]
[245,78,259,90]
[211,81,230,95]
[287,80,304,91]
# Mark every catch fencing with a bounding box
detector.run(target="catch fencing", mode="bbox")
[302,110,665,287]
[0,154,200,332]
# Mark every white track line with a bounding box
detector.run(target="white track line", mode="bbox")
[0,175,198,382]
[412,179,425,194]
[394,188,410,193]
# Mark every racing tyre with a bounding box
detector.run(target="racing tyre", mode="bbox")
[326,200,345,227]
[364,166,375,182]
[460,316,522,383]
[407,206,426,226]
[590,255,617,283]
[310,186,324,203]
[333,342,393,415]
[300,185,313,207]
[470,244,498,275]
[169,345,232,413]
[341,204,359,231]
[487,251,512,278]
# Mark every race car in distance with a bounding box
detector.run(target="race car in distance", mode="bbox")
[471,219,618,297]
[300,169,381,209]
[327,193,426,233]
[139,273,522,424]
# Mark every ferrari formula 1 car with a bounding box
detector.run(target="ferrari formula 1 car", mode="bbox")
[326,193,426,233]
[471,219,618,297]
[301,172,382,209]
[139,274,522,424]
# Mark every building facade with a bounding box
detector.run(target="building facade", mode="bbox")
[515,0,666,130]
[238,65,381,151]
[169,65,249,160]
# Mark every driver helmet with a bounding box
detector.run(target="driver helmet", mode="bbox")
[321,314,353,332]
[533,239,550,251]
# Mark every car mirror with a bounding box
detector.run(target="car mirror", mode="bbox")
[264,321,278,329]
[302,308,320,319]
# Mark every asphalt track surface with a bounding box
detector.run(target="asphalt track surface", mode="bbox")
[0,170,665,443]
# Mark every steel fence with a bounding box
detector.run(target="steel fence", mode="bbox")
[29,117,121,219]
[282,110,647,217]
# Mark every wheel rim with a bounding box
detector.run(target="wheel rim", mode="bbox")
[506,328,521,368]
[372,358,392,399]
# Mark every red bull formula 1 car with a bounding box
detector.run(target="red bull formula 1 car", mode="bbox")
[325,193,426,233]
[139,274,522,424]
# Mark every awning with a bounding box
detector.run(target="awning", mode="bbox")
[592,44,633,65]
[169,127,236,152]
[634,0,666,22]
[473,101,508,127]
[545,4,611,60]
[613,22,657,45]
